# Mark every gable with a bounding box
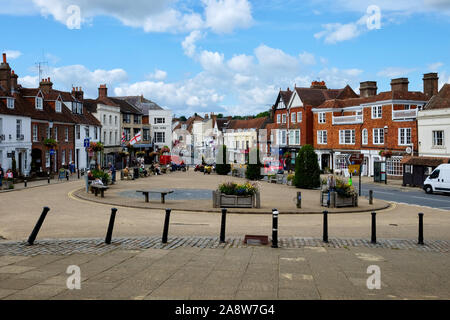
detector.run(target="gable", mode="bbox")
[288,91,303,108]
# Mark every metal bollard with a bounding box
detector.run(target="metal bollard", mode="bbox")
[78,169,80,179]
[162,209,171,243]
[28,207,50,245]
[220,208,227,243]
[272,209,279,248]
[297,192,302,209]
[369,190,373,205]
[47,173,50,184]
[418,213,424,245]
[105,208,118,244]
[323,210,329,243]
[371,212,377,244]
[24,179,27,188]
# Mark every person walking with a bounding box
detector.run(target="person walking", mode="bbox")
[108,162,116,184]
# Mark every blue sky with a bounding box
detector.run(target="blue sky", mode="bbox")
[1,0,450,117]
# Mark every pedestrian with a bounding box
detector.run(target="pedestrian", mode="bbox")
[0,163,3,188]
[108,162,116,184]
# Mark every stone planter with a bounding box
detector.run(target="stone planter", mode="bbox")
[320,191,358,208]
[213,191,261,208]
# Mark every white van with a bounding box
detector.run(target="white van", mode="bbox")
[423,164,450,194]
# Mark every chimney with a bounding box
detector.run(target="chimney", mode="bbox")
[72,86,84,101]
[10,70,18,92]
[0,53,11,93]
[205,114,209,119]
[359,81,378,97]
[311,81,327,89]
[390,78,409,92]
[423,73,439,97]
[39,77,53,94]
[98,84,108,98]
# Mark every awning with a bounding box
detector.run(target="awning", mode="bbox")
[133,144,153,148]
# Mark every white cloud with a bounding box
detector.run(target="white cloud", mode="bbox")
[227,54,254,73]
[299,51,316,65]
[3,50,22,60]
[318,67,364,88]
[203,0,253,33]
[254,45,298,72]
[148,69,168,81]
[427,62,444,71]
[377,67,416,78]
[18,64,128,98]
[182,30,204,57]
[315,14,369,44]
[199,50,225,73]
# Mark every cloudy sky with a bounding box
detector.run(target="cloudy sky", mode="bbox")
[1,0,450,116]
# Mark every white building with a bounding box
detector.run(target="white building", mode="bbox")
[149,108,173,151]
[418,84,450,158]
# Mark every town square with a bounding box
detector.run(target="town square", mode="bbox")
[0,0,450,308]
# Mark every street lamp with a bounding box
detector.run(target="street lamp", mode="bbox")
[383,126,388,185]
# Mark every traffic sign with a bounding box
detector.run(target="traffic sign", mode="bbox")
[50,149,56,155]
[84,138,91,148]
[348,164,361,175]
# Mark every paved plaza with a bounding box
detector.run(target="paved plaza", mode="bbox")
[0,171,449,300]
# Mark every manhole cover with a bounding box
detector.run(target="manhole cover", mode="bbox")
[244,235,269,245]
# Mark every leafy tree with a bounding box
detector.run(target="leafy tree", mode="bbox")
[294,145,321,189]
[217,113,224,118]
[245,148,263,180]
[179,116,187,121]
[215,145,231,175]
[255,111,270,118]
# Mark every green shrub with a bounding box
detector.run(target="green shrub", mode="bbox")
[294,144,320,189]
[215,145,231,175]
[218,182,259,196]
[245,148,263,181]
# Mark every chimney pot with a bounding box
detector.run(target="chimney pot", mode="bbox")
[423,73,439,97]
[390,78,409,92]
[2,53,6,64]
[359,81,378,97]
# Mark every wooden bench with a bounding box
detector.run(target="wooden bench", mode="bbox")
[90,185,109,198]
[136,189,174,204]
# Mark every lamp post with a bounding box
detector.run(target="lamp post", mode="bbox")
[384,126,388,185]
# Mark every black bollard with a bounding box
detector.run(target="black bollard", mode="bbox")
[371,212,377,244]
[47,172,50,184]
[162,209,171,243]
[105,208,118,244]
[271,209,279,248]
[297,192,302,209]
[77,169,80,179]
[28,207,50,245]
[369,190,373,205]
[220,208,227,243]
[323,210,329,243]
[24,179,27,188]
[418,213,424,245]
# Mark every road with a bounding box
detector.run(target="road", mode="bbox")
[354,182,450,210]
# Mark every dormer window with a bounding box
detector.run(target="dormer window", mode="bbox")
[36,97,43,110]
[7,98,14,109]
[56,100,62,113]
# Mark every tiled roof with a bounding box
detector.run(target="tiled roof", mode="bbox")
[108,97,143,115]
[424,84,450,110]
[401,156,450,166]
[226,117,269,130]
[115,96,163,113]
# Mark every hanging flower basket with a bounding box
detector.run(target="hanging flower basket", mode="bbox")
[379,150,392,158]
[43,138,58,149]
[160,146,170,154]
[88,142,104,153]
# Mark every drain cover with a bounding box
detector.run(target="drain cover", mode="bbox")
[244,235,269,245]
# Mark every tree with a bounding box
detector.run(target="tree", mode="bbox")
[179,116,187,122]
[245,148,263,180]
[217,113,224,118]
[255,111,270,118]
[294,145,321,189]
[215,145,231,175]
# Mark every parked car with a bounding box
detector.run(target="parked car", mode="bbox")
[423,164,450,194]
[264,160,284,174]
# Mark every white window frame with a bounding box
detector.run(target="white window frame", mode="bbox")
[45,151,50,168]
[432,130,444,147]
[289,130,295,145]
[398,128,411,146]
[276,114,281,124]
[291,113,296,123]
[154,131,166,143]
[61,150,66,165]
[154,118,165,124]
[317,130,327,145]
[55,100,62,113]
[318,112,326,124]
[297,112,302,123]
[282,114,287,124]
[373,128,385,145]
[16,119,22,140]
[54,127,58,141]
[7,98,14,109]
[295,130,300,145]
[362,129,368,145]
[35,97,43,110]
[65,127,69,142]
[33,125,38,142]
[75,125,80,140]
[339,130,355,145]
[371,105,382,119]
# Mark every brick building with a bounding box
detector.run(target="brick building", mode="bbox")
[312,75,435,178]
[268,82,358,169]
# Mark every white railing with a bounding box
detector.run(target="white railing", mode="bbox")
[392,109,417,120]
[332,115,363,125]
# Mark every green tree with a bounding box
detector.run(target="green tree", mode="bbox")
[179,116,187,121]
[294,145,321,189]
[215,145,231,175]
[245,148,263,180]
[255,111,270,118]
[217,113,224,118]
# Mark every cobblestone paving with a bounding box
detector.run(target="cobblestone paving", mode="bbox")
[0,236,448,256]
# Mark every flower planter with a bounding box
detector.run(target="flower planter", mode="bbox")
[212,191,260,208]
[320,191,358,208]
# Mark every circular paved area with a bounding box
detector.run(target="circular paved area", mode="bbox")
[73,171,389,214]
